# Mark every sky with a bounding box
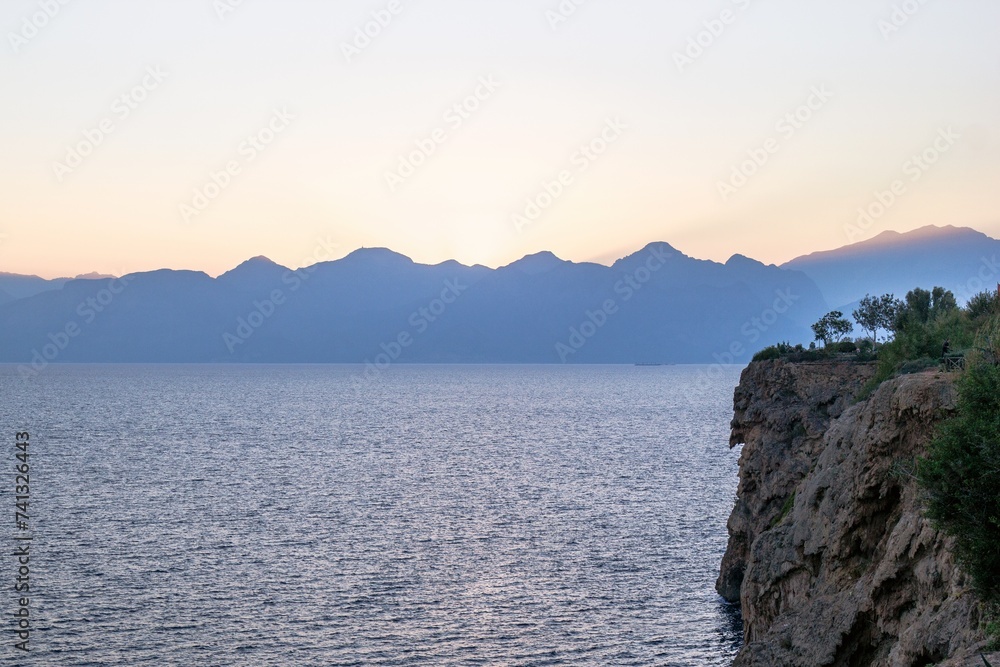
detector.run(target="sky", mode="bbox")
[1,0,999,279]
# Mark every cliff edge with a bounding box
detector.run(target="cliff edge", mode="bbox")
[719,359,999,666]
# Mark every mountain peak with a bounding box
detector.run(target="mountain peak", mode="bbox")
[869,224,986,246]
[726,253,764,268]
[503,251,568,275]
[71,271,117,280]
[809,225,983,259]
[229,255,282,270]
[341,247,415,265]
[782,224,1000,308]
[610,242,684,271]
[218,255,289,284]
[638,241,680,256]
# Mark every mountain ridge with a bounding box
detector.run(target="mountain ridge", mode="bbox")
[3,224,994,288]
[0,240,826,365]
[782,224,999,307]
[1,225,996,364]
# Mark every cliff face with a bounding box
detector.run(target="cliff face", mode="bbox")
[719,359,999,667]
[717,360,878,602]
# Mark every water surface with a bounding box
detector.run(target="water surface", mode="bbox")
[1,364,743,666]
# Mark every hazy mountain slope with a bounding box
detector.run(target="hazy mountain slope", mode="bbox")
[0,272,70,300]
[783,226,999,308]
[0,243,827,364]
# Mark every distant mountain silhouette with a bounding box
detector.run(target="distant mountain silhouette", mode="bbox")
[0,273,69,301]
[783,225,1000,308]
[0,271,115,302]
[0,243,826,365]
[5,227,994,365]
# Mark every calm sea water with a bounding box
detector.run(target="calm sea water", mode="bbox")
[1,364,743,666]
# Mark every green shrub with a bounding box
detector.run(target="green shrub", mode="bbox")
[860,291,979,396]
[751,341,807,362]
[835,340,858,353]
[751,340,874,363]
[752,345,782,362]
[854,348,878,363]
[918,356,1000,604]
[967,290,1000,322]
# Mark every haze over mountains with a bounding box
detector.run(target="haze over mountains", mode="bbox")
[0,226,996,365]
[0,272,116,305]
[783,225,1000,309]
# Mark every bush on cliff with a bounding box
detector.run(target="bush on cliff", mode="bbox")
[834,340,858,353]
[751,340,870,363]
[751,344,784,362]
[919,340,1000,604]
[751,342,830,363]
[861,288,979,394]
[750,287,994,390]
[967,289,1000,323]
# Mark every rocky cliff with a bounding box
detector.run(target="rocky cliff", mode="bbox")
[719,359,999,666]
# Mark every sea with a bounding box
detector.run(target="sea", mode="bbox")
[1,364,744,666]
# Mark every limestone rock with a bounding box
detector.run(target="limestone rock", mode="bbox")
[720,360,996,666]
[718,359,877,602]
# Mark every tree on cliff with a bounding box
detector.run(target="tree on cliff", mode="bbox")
[893,287,959,333]
[967,289,1000,322]
[853,294,902,346]
[811,311,853,347]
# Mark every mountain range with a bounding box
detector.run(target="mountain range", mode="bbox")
[0,225,996,365]
[0,272,116,305]
[783,225,999,308]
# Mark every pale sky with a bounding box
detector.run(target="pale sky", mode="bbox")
[2,0,999,278]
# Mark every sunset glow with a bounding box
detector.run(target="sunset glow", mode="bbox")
[2,0,998,278]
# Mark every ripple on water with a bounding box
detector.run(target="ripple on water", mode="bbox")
[1,364,744,666]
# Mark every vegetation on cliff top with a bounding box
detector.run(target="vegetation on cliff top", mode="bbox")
[752,286,999,393]
[919,316,1000,610]
[861,287,991,393]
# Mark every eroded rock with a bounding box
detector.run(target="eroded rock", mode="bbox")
[720,360,998,666]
